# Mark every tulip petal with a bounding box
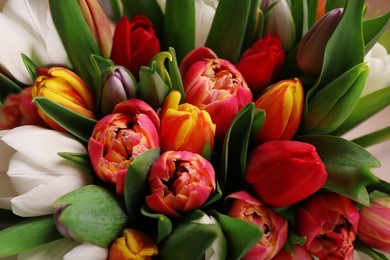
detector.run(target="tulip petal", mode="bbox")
[194,0,218,47]
[64,242,108,260]
[17,238,79,260]
[11,174,92,217]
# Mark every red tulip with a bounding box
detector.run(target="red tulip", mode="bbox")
[111,15,160,77]
[273,244,313,260]
[180,47,252,140]
[88,99,159,195]
[226,191,288,260]
[145,151,216,217]
[246,141,327,208]
[236,35,284,93]
[295,192,360,259]
[358,196,390,253]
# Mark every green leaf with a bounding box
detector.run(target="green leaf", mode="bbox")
[33,96,97,142]
[206,0,252,63]
[124,148,161,224]
[331,86,390,135]
[352,126,390,148]
[209,210,263,260]
[54,185,128,248]
[49,0,102,90]
[241,0,262,52]
[164,0,195,62]
[57,152,92,170]
[168,47,185,102]
[141,205,172,243]
[354,238,390,260]
[0,215,62,257]
[298,135,381,205]
[0,73,22,103]
[363,12,390,53]
[21,53,37,81]
[109,0,123,22]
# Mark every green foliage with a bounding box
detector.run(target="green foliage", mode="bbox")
[0,73,22,104]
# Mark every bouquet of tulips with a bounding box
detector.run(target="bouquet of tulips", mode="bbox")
[1,0,390,259]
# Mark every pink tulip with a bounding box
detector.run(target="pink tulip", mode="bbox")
[273,244,313,260]
[145,151,216,217]
[226,191,288,260]
[88,99,159,195]
[295,192,359,259]
[180,47,253,140]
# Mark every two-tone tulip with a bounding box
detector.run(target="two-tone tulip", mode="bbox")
[145,151,216,217]
[108,228,158,260]
[295,192,359,259]
[226,191,288,260]
[254,78,304,143]
[180,47,252,140]
[159,90,215,155]
[88,99,159,195]
[296,8,343,75]
[358,196,390,253]
[246,141,327,208]
[31,67,95,131]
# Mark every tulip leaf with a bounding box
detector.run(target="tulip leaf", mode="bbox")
[164,0,195,62]
[57,152,93,170]
[352,126,390,148]
[168,47,185,102]
[209,210,263,260]
[108,0,123,22]
[0,215,62,257]
[53,185,128,248]
[141,205,172,243]
[33,96,97,142]
[298,135,381,205]
[21,53,37,82]
[202,182,223,208]
[241,0,262,51]
[206,0,252,63]
[0,73,22,103]
[49,0,102,89]
[331,86,390,136]
[363,12,390,53]
[124,148,161,224]
[354,238,390,260]
[90,54,115,110]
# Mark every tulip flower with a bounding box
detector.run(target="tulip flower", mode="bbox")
[0,87,48,130]
[254,78,304,142]
[246,141,327,208]
[296,8,343,75]
[88,99,159,195]
[108,228,158,260]
[0,0,67,85]
[273,244,313,260]
[226,191,288,260]
[361,42,390,97]
[358,196,390,253]
[100,66,137,116]
[110,15,161,78]
[145,151,216,217]
[31,67,96,131]
[236,35,285,93]
[180,47,252,140]
[0,125,93,217]
[295,192,360,259]
[159,90,216,155]
[260,0,296,52]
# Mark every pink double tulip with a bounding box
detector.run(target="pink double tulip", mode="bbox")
[358,196,390,253]
[226,191,288,260]
[236,35,285,93]
[145,151,216,217]
[88,99,159,195]
[273,244,313,260]
[180,47,253,140]
[246,141,327,208]
[295,192,359,259]
[159,90,215,155]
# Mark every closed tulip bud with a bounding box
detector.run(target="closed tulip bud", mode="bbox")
[254,78,304,142]
[88,99,159,195]
[108,228,158,260]
[295,192,359,259]
[145,151,216,217]
[180,47,252,140]
[296,8,343,75]
[273,244,313,260]
[159,90,215,155]
[100,66,137,115]
[358,196,390,253]
[31,67,95,131]
[226,191,288,260]
[246,141,327,208]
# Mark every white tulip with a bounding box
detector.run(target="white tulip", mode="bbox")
[362,42,390,97]
[63,242,108,260]
[0,125,93,217]
[0,0,67,85]
[156,0,219,47]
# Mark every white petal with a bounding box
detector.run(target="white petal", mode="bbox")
[156,0,166,12]
[2,126,88,177]
[17,238,79,260]
[63,242,108,260]
[195,0,217,47]
[0,132,17,209]
[11,174,92,217]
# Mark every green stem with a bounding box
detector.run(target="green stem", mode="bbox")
[354,239,389,260]
[352,126,390,148]
[367,179,390,195]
